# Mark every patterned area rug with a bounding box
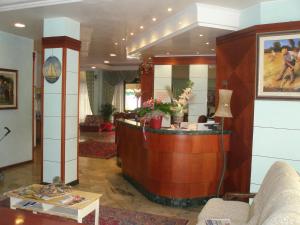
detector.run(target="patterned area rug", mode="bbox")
[79,140,116,159]
[84,206,189,225]
[0,199,188,225]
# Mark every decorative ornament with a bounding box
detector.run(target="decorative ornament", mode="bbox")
[139,59,153,76]
[43,56,62,84]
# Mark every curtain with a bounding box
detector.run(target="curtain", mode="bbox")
[85,71,95,114]
[79,72,93,122]
[112,81,124,112]
[102,70,137,105]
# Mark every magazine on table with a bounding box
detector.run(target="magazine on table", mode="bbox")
[60,195,87,206]
[205,218,231,225]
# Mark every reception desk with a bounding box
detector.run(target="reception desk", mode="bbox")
[116,119,230,207]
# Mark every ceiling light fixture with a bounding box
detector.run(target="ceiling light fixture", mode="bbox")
[122,38,126,41]
[114,42,118,46]
[140,26,144,29]
[199,34,204,37]
[206,42,210,45]
[14,22,26,28]
[167,7,172,12]
[91,66,96,69]
[211,48,215,51]
[110,53,117,57]
[104,60,110,64]
[152,17,157,22]
[130,32,134,36]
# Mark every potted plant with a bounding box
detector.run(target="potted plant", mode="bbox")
[169,80,194,125]
[99,103,116,132]
[136,98,172,129]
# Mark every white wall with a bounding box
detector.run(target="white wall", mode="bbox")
[240,0,300,28]
[239,0,300,192]
[0,31,33,168]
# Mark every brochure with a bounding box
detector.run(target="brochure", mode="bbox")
[205,218,231,225]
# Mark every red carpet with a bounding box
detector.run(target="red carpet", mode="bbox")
[84,206,188,225]
[0,199,188,225]
[79,140,116,159]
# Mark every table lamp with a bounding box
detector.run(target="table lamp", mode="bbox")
[214,89,233,197]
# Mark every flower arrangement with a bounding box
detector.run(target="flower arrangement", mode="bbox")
[170,80,194,116]
[136,98,172,120]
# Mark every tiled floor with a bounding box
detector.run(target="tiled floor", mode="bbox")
[0,132,202,224]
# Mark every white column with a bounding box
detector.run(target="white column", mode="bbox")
[42,17,80,184]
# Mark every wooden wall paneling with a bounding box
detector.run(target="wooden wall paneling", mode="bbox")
[152,56,216,65]
[117,121,230,199]
[140,56,216,103]
[140,69,154,103]
[216,20,300,194]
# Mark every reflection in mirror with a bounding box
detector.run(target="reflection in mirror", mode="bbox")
[124,83,141,111]
[172,65,190,99]
[207,65,216,117]
[170,64,216,120]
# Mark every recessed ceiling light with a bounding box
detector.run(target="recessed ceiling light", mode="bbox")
[140,25,144,29]
[114,42,118,46]
[211,48,215,51]
[104,60,110,64]
[110,53,117,57]
[14,22,26,28]
[199,34,204,37]
[152,17,157,22]
[122,38,126,41]
[167,7,172,12]
[130,32,134,36]
[206,42,210,45]
[91,66,96,69]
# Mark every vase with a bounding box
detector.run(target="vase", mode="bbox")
[173,112,184,127]
[150,116,163,129]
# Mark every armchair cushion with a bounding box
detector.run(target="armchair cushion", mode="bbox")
[196,198,250,225]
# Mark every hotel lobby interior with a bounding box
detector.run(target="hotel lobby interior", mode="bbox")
[1,0,300,224]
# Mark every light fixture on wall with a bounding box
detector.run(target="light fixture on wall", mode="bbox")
[214,89,233,197]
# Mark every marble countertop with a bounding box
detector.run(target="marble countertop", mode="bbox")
[117,119,231,135]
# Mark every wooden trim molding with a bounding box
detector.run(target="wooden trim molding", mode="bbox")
[42,36,81,51]
[77,53,80,181]
[216,20,300,194]
[0,160,33,171]
[32,52,35,162]
[41,48,45,183]
[152,56,216,65]
[217,20,300,44]
[61,48,67,183]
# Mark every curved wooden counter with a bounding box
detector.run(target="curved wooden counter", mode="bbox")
[116,119,230,207]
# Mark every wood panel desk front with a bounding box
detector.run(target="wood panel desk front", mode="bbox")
[116,119,231,207]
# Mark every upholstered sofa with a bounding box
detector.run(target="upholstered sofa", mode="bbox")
[197,161,300,225]
[79,115,103,132]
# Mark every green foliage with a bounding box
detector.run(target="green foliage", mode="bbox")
[136,99,173,118]
[100,103,116,121]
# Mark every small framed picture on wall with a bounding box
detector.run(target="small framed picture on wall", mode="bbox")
[0,68,18,109]
[256,30,300,99]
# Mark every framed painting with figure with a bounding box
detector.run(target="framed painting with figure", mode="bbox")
[0,68,18,109]
[256,31,300,99]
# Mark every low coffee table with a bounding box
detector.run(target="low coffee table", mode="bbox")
[5,184,102,225]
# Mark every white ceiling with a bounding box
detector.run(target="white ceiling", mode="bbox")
[0,0,271,69]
